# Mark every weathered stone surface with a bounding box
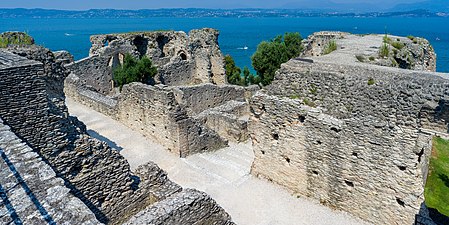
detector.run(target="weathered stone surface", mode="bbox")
[67,28,226,96]
[124,189,235,225]
[302,31,437,72]
[0,118,101,225]
[0,49,160,224]
[249,48,449,224]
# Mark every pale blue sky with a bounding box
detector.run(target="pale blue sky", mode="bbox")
[0,0,424,10]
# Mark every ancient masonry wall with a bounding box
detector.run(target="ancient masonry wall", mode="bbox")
[0,50,235,225]
[0,118,101,225]
[67,28,226,96]
[66,74,254,157]
[249,59,449,225]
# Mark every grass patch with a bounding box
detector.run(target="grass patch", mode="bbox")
[391,41,405,50]
[369,56,375,61]
[356,55,365,62]
[303,98,316,107]
[289,94,301,99]
[425,137,449,217]
[323,40,337,55]
[379,43,390,58]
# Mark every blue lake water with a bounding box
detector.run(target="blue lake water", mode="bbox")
[1,17,449,72]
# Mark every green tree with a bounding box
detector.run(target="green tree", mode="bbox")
[225,54,243,85]
[113,54,157,90]
[252,32,303,86]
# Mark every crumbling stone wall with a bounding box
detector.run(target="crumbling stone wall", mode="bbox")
[249,59,449,225]
[0,118,101,225]
[1,47,236,224]
[67,28,226,97]
[66,75,253,157]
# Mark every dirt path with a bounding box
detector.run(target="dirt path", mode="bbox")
[67,98,370,225]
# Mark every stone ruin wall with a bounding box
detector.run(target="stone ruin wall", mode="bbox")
[249,60,449,225]
[0,48,235,224]
[68,28,226,96]
[66,74,253,157]
[302,31,437,72]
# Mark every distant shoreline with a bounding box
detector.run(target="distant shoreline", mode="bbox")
[0,8,448,19]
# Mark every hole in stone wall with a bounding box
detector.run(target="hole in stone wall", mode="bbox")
[417,147,424,163]
[104,40,109,47]
[317,140,322,145]
[156,35,169,57]
[284,156,291,164]
[352,152,358,157]
[345,180,354,187]
[130,175,141,191]
[69,165,82,178]
[298,115,306,123]
[312,170,319,175]
[261,150,265,155]
[398,166,407,171]
[133,36,149,57]
[272,133,279,140]
[331,127,341,133]
[396,198,405,207]
[179,52,187,60]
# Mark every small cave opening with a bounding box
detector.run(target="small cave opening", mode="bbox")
[396,198,405,207]
[179,52,187,60]
[345,180,354,187]
[272,133,279,140]
[133,36,149,57]
[331,127,341,133]
[156,35,170,57]
[416,147,424,163]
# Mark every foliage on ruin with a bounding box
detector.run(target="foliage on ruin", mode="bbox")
[379,43,390,58]
[251,32,304,86]
[225,54,260,86]
[0,32,34,48]
[113,54,157,90]
[425,137,449,217]
[323,40,337,55]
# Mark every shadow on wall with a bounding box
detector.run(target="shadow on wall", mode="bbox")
[87,129,123,152]
[415,202,449,225]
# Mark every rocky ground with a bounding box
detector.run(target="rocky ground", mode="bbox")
[67,98,371,225]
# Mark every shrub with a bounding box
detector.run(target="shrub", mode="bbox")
[323,40,337,55]
[356,55,365,62]
[303,98,316,107]
[383,34,392,44]
[369,56,375,61]
[0,32,34,48]
[252,32,303,86]
[225,55,260,86]
[379,43,390,58]
[391,41,405,50]
[367,78,375,85]
[407,35,415,40]
[113,54,157,90]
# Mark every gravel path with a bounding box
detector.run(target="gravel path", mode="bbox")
[67,98,371,225]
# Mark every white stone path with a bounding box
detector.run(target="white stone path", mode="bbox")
[67,98,371,225]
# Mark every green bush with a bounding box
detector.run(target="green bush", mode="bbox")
[391,41,405,50]
[369,56,376,61]
[379,43,390,58]
[356,55,365,62]
[323,40,337,55]
[252,32,303,86]
[113,54,157,90]
[225,55,260,86]
[0,32,34,48]
[367,78,375,85]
